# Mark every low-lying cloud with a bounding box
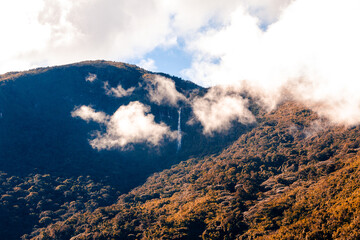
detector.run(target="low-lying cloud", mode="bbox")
[72,101,176,150]
[190,86,256,134]
[183,0,360,126]
[71,105,108,123]
[146,75,186,107]
[85,73,97,82]
[103,82,135,98]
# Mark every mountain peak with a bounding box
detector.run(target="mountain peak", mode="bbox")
[0,60,141,82]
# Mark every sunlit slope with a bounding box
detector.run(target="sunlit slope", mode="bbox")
[32,102,360,239]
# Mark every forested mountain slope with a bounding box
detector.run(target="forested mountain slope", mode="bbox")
[31,102,360,240]
[0,61,256,239]
[2,61,360,239]
[0,60,252,192]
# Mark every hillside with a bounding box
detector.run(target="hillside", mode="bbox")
[0,60,251,191]
[2,61,360,239]
[0,61,256,239]
[28,101,360,239]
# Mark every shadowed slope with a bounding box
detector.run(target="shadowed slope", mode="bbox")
[0,61,257,240]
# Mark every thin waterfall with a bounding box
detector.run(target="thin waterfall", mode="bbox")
[177,108,182,151]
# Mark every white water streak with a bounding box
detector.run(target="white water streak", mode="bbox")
[177,108,182,151]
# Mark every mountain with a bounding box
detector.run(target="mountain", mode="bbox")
[0,61,255,239]
[0,60,251,190]
[29,102,360,240]
[1,61,360,240]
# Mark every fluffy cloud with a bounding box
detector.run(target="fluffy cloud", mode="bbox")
[103,82,135,98]
[190,86,256,134]
[138,58,157,71]
[71,105,108,123]
[0,0,50,72]
[145,75,186,107]
[183,0,360,125]
[240,0,294,27]
[0,0,172,73]
[0,0,289,74]
[72,102,176,150]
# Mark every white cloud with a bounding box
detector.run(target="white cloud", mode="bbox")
[71,105,108,123]
[103,82,135,98]
[72,102,176,150]
[183,0,360,125]
[0,0,173,73]
[190,86,256,134]
[3,0,358,127]
[0,0,51,72]
[138,58,157,71]
[240,0,294,27]
[145,75,186,107]
[85,73,97,82]
[0,0,289,74]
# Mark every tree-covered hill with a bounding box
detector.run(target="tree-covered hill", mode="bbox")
[0,61,256,239]
[2,61,360,239]
[0,173,118,240]
[30,101,360,239]
[0,60,250,193]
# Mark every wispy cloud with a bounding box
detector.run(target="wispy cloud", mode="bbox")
[85,73,97,82]
[71,105,108,123]
[138,58,157,71]
[103,82,135,98]
[0,0,288,73]
[145,75,186,107]
[190,86,256,134]
[72,102,176,150]
[183,0,360,125]
[2,0,359,127]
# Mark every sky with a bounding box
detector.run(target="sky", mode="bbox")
[0,0,292,79]
[1,0,360,127]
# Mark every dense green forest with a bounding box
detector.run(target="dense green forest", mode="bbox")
[0,173,118,239]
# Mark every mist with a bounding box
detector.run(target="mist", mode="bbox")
[85,73,97,82]
[190,86,256,134]
[103,82,135,98]
[184,0,360,125]
[71,105,108,123]
[145,75,186,107]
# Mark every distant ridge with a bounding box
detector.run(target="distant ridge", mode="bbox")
[0,60,141,82]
